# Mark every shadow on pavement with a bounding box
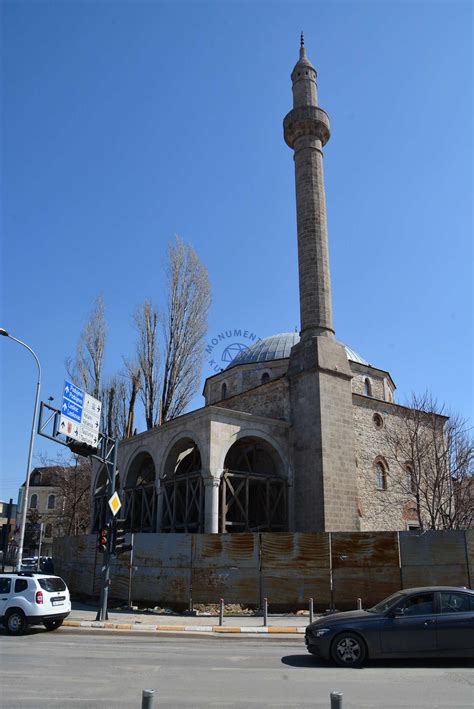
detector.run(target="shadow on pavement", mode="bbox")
[281,653,474,670]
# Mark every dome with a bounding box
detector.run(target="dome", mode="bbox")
[226,332,368,369]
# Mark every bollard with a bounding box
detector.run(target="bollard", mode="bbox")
[263,597,268,626]
[357,597,362,610]
[309,597,314,624]
[142,689,154,709]
[330,691,343,708]
[219,598,224,626]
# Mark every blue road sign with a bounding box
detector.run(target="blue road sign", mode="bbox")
[62,380,84,423]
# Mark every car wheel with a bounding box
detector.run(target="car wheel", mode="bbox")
[43,618,63,631]
[331,632,367,667]
[6,609,27,636]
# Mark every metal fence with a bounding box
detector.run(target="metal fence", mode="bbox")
[54,530,473,610]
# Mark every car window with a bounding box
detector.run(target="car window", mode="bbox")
[401,593,434,616]
[14,579,28,593]
[367,590,405,614]
[439,591,471,614]
[0,578,11,594]
[38,577,66,592]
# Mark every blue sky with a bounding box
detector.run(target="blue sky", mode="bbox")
[1,0,472,501]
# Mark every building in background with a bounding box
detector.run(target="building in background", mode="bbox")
[91,40,456,536]
[17,463,91,558]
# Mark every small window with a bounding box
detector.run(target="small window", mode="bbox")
[47,494,55,510]
[0,578,11,594]
[406,524,420,531]
[401,593,434,616]
[221,383,227,400]
[38,577,66,592]
[373,413,383,429]
[405,464,416,493]
[14,579,28,593]
[45,523,53,538]
[261,372,270,385]
[375,462,387,490]
[439,592,471,614]
[364,378,372,397]
[29,494,38,509]
[31,472,41,485]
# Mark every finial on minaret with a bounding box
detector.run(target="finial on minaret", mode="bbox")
[300,31,304,48]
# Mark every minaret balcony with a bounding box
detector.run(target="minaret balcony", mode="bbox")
[283,106,330,149]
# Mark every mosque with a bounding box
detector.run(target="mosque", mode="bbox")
[92,39,419,536]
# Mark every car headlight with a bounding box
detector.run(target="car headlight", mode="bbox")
[314,628,331,637]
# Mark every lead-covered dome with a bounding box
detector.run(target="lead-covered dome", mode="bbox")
[226,332,368,369]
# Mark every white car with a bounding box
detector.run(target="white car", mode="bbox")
[0,572,71,635]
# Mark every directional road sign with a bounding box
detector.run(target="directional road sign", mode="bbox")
[59,380,101,449]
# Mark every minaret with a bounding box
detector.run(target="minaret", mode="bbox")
[285,37,359,532]
[284,33,333,339]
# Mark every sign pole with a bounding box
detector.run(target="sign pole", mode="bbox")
[96,436,119,621]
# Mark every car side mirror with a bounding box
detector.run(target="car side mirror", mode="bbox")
[388,607,405,617]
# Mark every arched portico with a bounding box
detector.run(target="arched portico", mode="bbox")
[123,452,156,532]
[219,436,288,532]
[160,438,204,532]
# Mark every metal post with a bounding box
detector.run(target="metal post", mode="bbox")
[127,533,135,608]
[97,437,119,621]
[219,598,224,626]
[1,498,13,572]
[263,597,268,626]
[330,691,343,708]
[0,330,42,572]
[37,523,44,569]
[142,689,154,708]
[309,597,314,624]
[357,597,362,610]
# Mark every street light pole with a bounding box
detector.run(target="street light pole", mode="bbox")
[0,328,42,571]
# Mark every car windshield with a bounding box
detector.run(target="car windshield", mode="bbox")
[38,577,66,592]
[367,591,405,614]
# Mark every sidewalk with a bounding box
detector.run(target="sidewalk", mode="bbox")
[65,602,312,636]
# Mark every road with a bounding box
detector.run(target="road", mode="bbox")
[1,628,473,708]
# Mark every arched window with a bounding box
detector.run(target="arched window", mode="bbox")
[261,372,270,385]
[29,494,38,509]
[405,463,416,494]
[375,462,387,490]
[364,378,372,397]
[221,383,227,400]
[45,524,53,538]
[47,494,55,509]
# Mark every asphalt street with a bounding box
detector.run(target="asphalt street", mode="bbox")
[1,628,473,708]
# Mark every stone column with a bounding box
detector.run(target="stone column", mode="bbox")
[203,477,220,533]
[155,478,163,533]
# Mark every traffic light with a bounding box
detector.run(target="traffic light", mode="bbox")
[113,518,132,555]
[97,525,110,553]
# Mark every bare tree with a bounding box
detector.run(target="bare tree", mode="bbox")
[66,294,107,399]
[383,393,473,530]
[124,359,141,437]
[135,300,160,430]
[55,456,92,536]
[160,236,211,422]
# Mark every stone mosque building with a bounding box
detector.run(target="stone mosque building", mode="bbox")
[92,39,421,536]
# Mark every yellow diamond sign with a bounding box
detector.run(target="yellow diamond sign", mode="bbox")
[108,492,122,517]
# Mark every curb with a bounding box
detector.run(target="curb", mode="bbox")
[63,620,306,635]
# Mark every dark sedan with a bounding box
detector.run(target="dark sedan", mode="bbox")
[305,586,474,667]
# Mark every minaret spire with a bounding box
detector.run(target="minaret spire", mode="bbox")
[283,40,333,338]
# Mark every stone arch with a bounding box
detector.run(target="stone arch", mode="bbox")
[160,437,204,533]
[123,451,157,532]
[219,435,288,533]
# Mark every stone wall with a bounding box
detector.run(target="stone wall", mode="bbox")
[215,377,291,422]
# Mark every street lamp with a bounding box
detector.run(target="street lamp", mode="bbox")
[0,328,42,570]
